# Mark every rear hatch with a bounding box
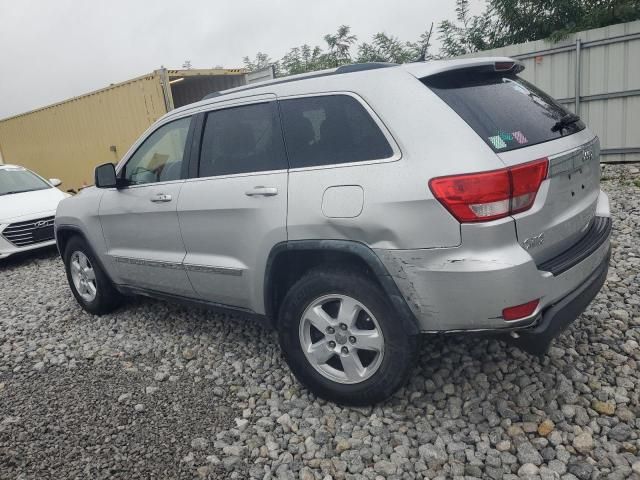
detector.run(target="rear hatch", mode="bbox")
[422,64,600,264]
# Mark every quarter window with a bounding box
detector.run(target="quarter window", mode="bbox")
[199,102,286,177]
[279,95,393,168]
[123,117,191,185]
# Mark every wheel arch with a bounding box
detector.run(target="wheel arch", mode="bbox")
[264,240,419,335]
[55,224,116,286]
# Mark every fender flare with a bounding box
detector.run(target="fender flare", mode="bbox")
[264,239,419,336]
[54,224,117,286]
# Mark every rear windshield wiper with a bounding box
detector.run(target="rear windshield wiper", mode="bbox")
[551,113,581,132]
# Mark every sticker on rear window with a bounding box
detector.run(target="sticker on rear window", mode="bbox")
[512,131,528,144]
[489,130,529,149]
[488,135,507,149]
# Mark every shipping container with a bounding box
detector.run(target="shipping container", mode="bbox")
[0,67,261,190]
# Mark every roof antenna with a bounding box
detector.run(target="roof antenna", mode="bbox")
[415,22,434,62]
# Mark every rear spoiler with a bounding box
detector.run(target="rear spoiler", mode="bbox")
[402,57,525,79]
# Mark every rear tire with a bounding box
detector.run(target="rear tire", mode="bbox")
[278,268,417,405]
[63,236,122,315]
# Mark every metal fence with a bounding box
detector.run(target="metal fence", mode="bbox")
[460,20,640,163]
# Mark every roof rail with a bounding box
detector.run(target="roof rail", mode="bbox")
[202,62,399,101]
[334,62,398,73]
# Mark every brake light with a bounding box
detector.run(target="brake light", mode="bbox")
[494,61,515,71]
[429,158,548,223]
[502,299,539,321]
[494,61,524,73]
[510,160,548,213]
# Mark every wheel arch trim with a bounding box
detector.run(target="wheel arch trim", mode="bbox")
[264,240,419,335]
[55,224,117,286]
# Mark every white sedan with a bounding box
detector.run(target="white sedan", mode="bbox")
[0,164,69,259]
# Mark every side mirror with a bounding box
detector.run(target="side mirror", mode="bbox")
[49,178,62,187]
[94,163,118,188]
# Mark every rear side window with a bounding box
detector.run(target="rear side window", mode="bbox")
[422,71,585,152]
[279,95,393,168]
[199,102,286,177]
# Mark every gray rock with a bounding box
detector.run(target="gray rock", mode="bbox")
[572,432,594,454]
[608,423,632,441]
[117,392,132,403]
[567,462,594,480]
[418,443,447,467]
[191,437,208,450]
[373,460,397,476]
[517,463,539,476]
[222,456,241,470]
[517,442,543,466]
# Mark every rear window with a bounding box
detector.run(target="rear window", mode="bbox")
[422,71,585,152]
[279,95,393,168]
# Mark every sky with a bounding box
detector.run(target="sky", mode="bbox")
[0,0,484,119]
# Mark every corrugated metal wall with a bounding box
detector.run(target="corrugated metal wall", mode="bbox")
[0,73,168,190]
[459,20,640,163]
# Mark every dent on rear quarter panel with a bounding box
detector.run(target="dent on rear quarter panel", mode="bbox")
[375,249,440,322]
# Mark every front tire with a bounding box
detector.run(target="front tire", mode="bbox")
[63,236,122,315]
[278,268,417,405]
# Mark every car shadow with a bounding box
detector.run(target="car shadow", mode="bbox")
[0,246,60,270]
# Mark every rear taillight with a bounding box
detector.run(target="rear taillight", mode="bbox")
[429,158,548,223]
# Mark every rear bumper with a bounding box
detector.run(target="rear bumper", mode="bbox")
[509,246,610,354]
[374,194,611,335]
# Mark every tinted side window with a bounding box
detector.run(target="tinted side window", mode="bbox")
[123,117,191,185]
[279,95,393,168]
[199,102,286,177]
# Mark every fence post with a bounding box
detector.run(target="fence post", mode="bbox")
[575,38,582,115]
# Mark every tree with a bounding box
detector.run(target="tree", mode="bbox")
[182,60,193,69]
[242,52,275,72]
[438,0,499,57]
[492,0,640,43]
[281,44,326,75]
[356,33,415,63]
[438,0,640,57]
[323,25,357,66]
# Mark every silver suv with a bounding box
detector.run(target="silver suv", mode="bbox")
[55,58,611,405]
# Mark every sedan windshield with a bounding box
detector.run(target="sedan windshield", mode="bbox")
[0,168,51,196]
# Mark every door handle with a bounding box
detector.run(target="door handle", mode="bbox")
[150,193,172,203]
[245,186,278,197]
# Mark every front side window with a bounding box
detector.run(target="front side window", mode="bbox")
[123,117,191,185]
[199,102,286,177]
[0,167,51,196]
[279,95,393,168]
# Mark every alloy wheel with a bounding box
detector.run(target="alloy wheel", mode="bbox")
[298,294,385,384]
[70,251,97,303]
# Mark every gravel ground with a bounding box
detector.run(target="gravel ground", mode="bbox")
[1,164,639,480]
